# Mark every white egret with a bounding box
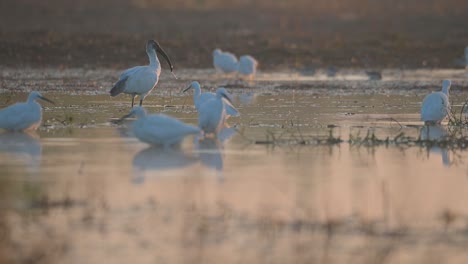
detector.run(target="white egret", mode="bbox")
[0,91,54,132]
[182,81,239,117]
[238,55,258,79]
[110,40,174,107]
[121,106,200,147]
[421,80,451,125]
[213,49,238,74]
[198,89,233,136]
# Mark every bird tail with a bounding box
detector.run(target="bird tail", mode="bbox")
[110,76,128,97]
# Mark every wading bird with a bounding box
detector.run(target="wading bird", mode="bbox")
[110,40,174,107]
[238,55,258,79]
[213,49,238,74]
[0,91,54,132]
[183,81,239,117]
[421,80,451,125]
[121,106,200,148]
[198,89,234,136]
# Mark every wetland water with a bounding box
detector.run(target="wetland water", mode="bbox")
[1,68,468,263]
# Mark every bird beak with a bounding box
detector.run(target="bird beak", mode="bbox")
[39,96,55,105]
[119,113,133,120]
[221,93,233,104]
[157,47,174,73]
[182,84,192,93]
[115,112,133,124]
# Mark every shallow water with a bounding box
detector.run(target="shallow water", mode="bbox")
[0,68,468,263]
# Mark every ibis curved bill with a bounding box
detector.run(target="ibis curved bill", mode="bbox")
[421,80,451,125]
[213,49,238,74]
[0,91,54,132]
[110,40,174,107]
[183,81,239,117]
[121,106,200,148]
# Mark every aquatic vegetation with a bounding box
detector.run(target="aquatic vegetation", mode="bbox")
[242,127,468,150]
[448,99,468,127]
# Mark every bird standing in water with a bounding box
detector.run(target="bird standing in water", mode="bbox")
[238,55,258,79]
[212,49,238,74]
[198,89,234,136]
[421,80,451,125]
[0,91,54,132]
[183,81,239,117]
[110,40,174,107]
[121,106,200,148]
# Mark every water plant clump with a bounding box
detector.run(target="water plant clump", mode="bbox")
[245,127,468,151]
[448,99,468,127]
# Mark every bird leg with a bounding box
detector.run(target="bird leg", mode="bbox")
[131,96,135,108]
[139,99,143,106]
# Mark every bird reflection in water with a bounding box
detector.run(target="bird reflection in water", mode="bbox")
[132,146,198,184]
[0,132,42,175]
[194,126,237,181]
[419,125,450,166]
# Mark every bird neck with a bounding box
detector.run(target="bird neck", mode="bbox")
[193,86,201,99]
[442,85,450,96]
[147,49,160,69]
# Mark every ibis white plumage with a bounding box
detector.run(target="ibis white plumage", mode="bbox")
[198,89,233,136]
[0,91,54,132]
[110,40,174,107]
[121,106,200,147]
[183,81,239,117]
[421,80,451,125]
[213,49,238,74]
[238,55,258,79]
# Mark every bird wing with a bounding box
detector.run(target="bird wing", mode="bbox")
[421,93,448,121]
[143,115,199,140]
[0,103,39,131]
[222,98,240,117]
[110,66,150,96]
[110,76,129,96]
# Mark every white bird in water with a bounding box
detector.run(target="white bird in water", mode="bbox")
[213,49,238,74]
[183,81,239,117]
[110,40,174,107]
[238,55,258,79]
[121,106,200,148]
[0,91,54,132]
[198,89,234,136]
[421,80,451,125]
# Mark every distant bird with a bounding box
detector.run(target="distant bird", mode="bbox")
[110,40,174,107]
[0,91,54,132]
[326,66,338,77]
[183,81,239,117]
[121,106,200,147]
[238,55,258,79]
[421,80,451,125]
[198,89,234,136]
[213,49,238,74]
[365,70,382,81]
